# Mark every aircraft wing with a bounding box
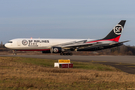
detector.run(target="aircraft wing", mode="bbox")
[54,40,90,48]
[53,40,104,49]
[53,40,129,49]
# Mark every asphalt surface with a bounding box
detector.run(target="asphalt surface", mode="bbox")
[1,55,135,74]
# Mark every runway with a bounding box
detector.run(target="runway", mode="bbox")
[1,55,135,63]
[1,55,135,74]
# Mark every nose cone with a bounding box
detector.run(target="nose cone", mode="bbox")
[5,43,10,48]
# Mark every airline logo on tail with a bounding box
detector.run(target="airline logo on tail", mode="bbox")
[102,20,126,42]
[113,24,123,35]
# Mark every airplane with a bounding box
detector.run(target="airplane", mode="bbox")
[5,20,128,55]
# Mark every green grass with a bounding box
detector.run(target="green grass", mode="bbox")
[73,61,118,71]
[8,57,57,67]
[12,57,118,71]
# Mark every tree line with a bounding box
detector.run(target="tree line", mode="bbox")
[97,45,135,55]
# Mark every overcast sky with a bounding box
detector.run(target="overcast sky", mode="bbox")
[0,0,135,45]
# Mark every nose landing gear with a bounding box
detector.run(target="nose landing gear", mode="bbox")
[12,50,17,55]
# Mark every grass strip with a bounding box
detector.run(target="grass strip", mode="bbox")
[11,57,118,71]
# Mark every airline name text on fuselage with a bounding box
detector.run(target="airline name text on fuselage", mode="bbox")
[22,40,49,46]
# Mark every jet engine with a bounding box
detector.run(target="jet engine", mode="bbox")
[51,47,62,53]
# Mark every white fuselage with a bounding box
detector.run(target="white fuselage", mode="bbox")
[5,38,94,51]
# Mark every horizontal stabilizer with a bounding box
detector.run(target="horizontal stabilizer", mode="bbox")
[109,40,129,45]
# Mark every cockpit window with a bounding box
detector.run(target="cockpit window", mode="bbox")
[8,41,13,43]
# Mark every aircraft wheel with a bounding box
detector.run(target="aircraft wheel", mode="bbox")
[60,52,63,55]
[60,52,73,56]
[70,53,73,56]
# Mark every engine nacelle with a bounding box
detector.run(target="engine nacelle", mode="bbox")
[51,47,62,53]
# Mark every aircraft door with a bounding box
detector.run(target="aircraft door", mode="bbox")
[17,40,22,46]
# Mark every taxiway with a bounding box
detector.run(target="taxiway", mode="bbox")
[1,55,135,64]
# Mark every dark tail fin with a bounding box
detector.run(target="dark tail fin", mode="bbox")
[102,20,126,42]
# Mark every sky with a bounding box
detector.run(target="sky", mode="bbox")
[0,0,135,45]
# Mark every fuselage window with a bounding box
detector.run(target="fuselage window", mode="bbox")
[8,41,13,43]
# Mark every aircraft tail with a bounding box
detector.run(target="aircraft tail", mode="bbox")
[102,20,126,42]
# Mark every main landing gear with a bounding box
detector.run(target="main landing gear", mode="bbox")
[60,51,73,56]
